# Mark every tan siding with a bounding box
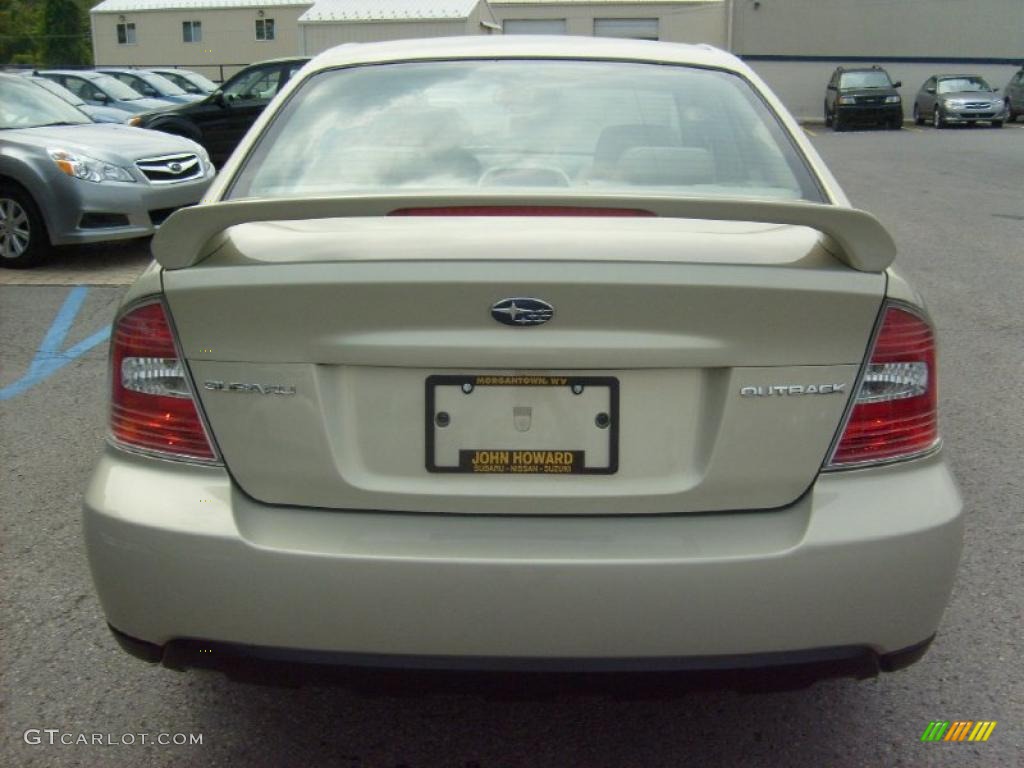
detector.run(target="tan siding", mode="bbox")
[491,2,726,45]
[92,6,310,80]
[732,0,1023,59]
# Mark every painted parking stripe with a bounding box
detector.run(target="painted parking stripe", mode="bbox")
[0,286,111,401]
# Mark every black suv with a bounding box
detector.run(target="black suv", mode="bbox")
[824,66,903,131]
[129,57,308,167]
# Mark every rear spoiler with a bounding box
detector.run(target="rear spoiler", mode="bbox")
[152,194,896,273]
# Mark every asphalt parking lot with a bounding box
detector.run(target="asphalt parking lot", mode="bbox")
[2,123,1022,767]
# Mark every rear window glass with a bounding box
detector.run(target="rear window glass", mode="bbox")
[937,76,992,94]
[230,60,822,202]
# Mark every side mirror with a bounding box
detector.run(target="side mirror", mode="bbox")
[926,86,936,94]
[892,81,902,89]
[993,87,1000,92]
[95,92,109,103]
[827,84,837,91]
[214,90,228,107]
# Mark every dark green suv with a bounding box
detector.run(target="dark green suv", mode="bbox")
[129,57,308,167]
[824,66,903,131]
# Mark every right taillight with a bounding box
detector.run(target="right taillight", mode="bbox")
[827,303,939,468]
[109,300,218,463]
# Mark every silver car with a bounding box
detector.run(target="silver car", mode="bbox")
[98,68,205,105]
[0,74,214,268]
[18,73,135,124]
[913,74,1006,127]
[38,70,174,114]
[83,38,962,681]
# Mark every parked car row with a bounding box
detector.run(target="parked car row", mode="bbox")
[825,64,1023,130]
[0,73,214,268]
[6,67,216,123]
[3,55,1019,269]
[0,59,315,267]
[125,57,309,166]
[9,59,308,166]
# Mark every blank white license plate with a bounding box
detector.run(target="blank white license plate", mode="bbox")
[426,375,619,475]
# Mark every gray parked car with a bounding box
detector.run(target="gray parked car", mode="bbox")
[38,70,173,114]
[1004,66,1023,122]
[0,74,214,268]
[18,73,135,124]
[913,74,1006,128]
[99,68,205,105]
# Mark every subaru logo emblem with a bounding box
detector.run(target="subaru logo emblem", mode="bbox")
[168,162,182,173]
[491,298,554,327]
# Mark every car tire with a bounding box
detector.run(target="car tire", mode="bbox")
[1005,101,1016,123]
[0,183,49,269]
[992,120,1004,129]
[824,103,833,127]
[913,104,925,125]
[933,107,945,129]
[888,116,902,130]
[833,111,844,132]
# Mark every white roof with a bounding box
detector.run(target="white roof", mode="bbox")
[299,0,481,23]
[91,0,310,12]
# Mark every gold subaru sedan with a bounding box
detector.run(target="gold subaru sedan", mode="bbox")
[82,37,962,681]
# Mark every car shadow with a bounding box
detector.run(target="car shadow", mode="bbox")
[0,238,154,284]
[187,663,890,766]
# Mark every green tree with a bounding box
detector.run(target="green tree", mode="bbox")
[38,0,90,66]
[0,0,42,65]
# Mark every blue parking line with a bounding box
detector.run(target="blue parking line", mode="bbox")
[0,286,112,401]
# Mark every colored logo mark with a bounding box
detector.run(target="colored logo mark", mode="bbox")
[921,721,997,742]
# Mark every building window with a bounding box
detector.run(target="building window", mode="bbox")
[255,18,275,41]
[502,19,567,35]
[116,22,136,45]
[594,18,659,40]
[182,20,202,43]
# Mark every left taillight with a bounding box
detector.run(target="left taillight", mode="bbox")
[109,300,218,463]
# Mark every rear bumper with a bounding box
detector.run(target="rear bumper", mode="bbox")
[82,446,962,673]
[110,624,935,686]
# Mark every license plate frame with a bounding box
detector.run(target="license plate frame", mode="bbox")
[425,374,619,475]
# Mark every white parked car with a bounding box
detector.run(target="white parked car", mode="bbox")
[83,37,962,682]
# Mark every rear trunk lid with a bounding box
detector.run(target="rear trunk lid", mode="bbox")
[162,214,885,515]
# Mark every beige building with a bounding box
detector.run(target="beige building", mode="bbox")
[90,0,313,81]
[298,0,500,55]
[491,0,725,45]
